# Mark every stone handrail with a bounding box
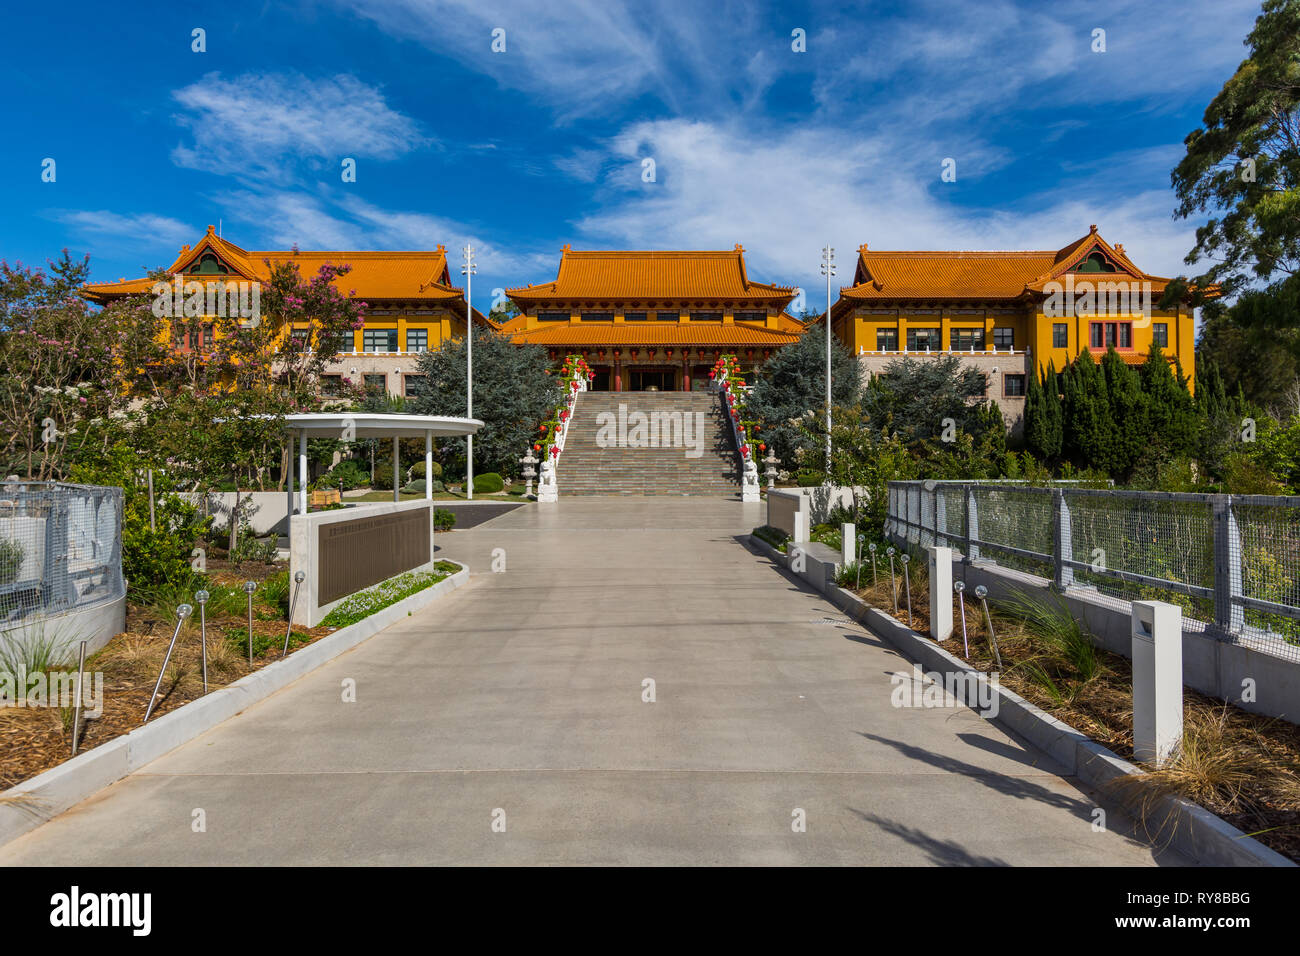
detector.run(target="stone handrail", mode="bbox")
[535,360,591,502]
[713,358,760,503]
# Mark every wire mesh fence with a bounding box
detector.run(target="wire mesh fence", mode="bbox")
[885,480,1300,663]
[0,481,124,626]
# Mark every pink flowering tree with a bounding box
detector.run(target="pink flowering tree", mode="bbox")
[215,259,368,400]
[0,251,163,479]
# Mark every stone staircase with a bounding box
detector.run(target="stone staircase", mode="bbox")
[558,391,740,496]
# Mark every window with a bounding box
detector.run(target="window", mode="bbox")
[406,328,428,353]
[363,373,387,393]
[1152,323,1168,348]
[319,331,349,355]
[363,329,398,353]
[624,311,647,321]
[1052,323,1068,348]
[876,328,898,351]
[906,327,940,351]
[403,374,426,398]
[1004,374,1027,397]
[690,312,723,322]
[735,311,766,323]
[950,328,985,351]
[992,327,1014,350]
[581,312,613,322]
[319,375,344,398]
[656,310,681,321]
[537,311,569,322]
[1089,321,1132,349]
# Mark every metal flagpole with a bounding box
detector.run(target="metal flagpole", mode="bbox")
[462,245,476,500]
[821,244,836,476]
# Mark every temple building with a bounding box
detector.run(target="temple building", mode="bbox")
[82,225,479,399]
[496,246,805,390]
[828,226,1197,427]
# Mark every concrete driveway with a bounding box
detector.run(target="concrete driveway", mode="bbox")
[0,497,1186,865]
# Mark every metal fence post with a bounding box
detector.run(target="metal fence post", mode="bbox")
[966,487,980,562]
[1053,488,1074,590]
[935,487,948,549]
[1212,494,1244,635]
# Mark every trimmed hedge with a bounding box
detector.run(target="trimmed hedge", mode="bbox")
[472,472,504,494]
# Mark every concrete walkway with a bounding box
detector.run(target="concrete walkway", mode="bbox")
[1,498,1186,865]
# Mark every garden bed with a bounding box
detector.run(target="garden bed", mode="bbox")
[0,557,457,791]
[841,550,1300,863]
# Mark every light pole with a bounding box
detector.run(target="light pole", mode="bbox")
[820,244,836,477]
[461,244,477,500]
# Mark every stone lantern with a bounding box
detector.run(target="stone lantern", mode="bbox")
[763,452,780,491]
[520,449,539,498]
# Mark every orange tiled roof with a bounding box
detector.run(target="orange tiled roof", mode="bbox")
[835,227,1173,309]
[500,321,802,348]
[507,246,797,304]
[83,226,464,304]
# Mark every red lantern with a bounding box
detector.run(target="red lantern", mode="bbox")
[708,370,716,378]
[759,443,766,452]
[533,443,541,451]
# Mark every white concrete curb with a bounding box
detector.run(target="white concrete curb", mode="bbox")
[0,563,470,849]
[745,534,1293,867]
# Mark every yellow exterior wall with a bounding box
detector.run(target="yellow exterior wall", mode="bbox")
[841,304,1195,390]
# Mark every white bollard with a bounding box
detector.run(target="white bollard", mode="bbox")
[792,509,809,544]
[1131,600,1183,767]
[841,523,855,567]
[927,546,953,641]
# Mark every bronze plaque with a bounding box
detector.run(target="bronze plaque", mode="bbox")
[317,507,431,606]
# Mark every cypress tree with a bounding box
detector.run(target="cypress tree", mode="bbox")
[1072,349,1117,474]
[1041,360,1064,461]
[1102,347,1148,478]
[1140,346,1197,459]
[1023,360,1047,458]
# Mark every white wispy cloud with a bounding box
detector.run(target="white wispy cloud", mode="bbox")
[51,209,194,250]
[569,118,1207,306]
[171,72,430,181]
[210,189,555,281]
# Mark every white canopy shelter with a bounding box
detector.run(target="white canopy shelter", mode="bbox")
[283,413,483,515]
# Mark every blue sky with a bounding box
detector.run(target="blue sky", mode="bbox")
[0,0,1263,314]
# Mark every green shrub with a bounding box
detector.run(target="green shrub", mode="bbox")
[0,539,25,585]
[324,459,368,491]
[410,461,442,480]
[372,463,394,488]
[752,525,789,552]
[429,479,445,493]
[472,472,504,494]
[793,468,824,487]
[257,570,290,615]
[69,444,202,593]
[402,479,427,494]
[231,534,278,565]
[434,508,456,532]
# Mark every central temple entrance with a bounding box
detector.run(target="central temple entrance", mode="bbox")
[629,367,676,391]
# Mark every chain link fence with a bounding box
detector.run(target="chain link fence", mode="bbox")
[885,480,1300,662]
[0,482,124,626]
